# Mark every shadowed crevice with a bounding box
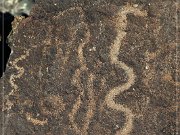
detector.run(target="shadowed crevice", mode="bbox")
[0,12,14,78]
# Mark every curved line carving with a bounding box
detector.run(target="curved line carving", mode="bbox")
[105,4,147,135]
[68,11,95,134]
[5,49,30,110]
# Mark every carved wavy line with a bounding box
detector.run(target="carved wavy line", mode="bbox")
[82,74,95,135]
[6,49,30,110]
[105,4,147,135]
[69,20,94,135]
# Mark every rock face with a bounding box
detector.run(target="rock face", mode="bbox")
[0,0,179,135]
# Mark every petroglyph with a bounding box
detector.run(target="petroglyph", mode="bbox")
[9,49,30,94]
[105,4,147,135]
[68,9,89,134]
[1,1,177,134]
[69,19,96,134]
[70,73,95,135]
[4,49,30,111]
[5,4,147,134]
[82,74,95,135]
[26,113,48,126]
[1,0,177,134]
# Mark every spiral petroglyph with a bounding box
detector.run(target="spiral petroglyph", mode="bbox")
[105,4,147,135]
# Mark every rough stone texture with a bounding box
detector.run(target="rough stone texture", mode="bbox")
[0,0,179,135]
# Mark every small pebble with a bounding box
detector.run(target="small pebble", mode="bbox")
[133,4,138,8]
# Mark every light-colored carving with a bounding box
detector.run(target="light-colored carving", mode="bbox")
[82,73,95,135]
[105,4,147,135]
[5,49,30,111]
[26,113,48,126]
[68,9,96,134]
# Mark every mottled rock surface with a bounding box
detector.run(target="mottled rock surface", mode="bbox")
[1,0,179,135]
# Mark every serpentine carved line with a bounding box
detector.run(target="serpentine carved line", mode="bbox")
[6,49,30,110]
[68,9,95,135]
[1,48,31,135]
[105,4,147,135]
